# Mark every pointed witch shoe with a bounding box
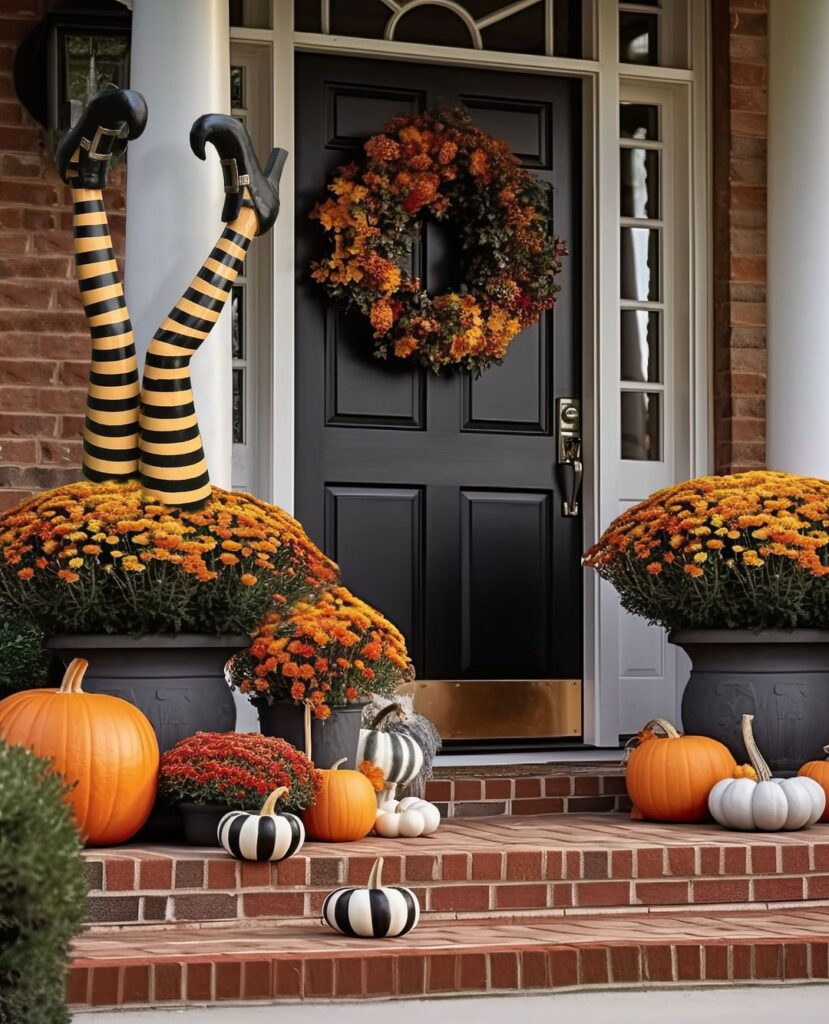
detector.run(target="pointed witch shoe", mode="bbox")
[190,113,288,235]
[56,87,148,189]
[139,117,288,507]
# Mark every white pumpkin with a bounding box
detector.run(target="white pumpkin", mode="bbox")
[374,806,426,838]
[323,857,420,938]
[396,797,440,835]
[708,714,825,831]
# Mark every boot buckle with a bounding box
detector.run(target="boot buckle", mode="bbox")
[221,158,251,194]
[80,123,126,162]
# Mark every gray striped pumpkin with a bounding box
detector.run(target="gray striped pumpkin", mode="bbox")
[322,857,420,939]
[357,710,424,787]
[217,786,305,862]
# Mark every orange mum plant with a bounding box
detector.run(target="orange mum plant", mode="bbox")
[583,471,829,631]
[0,481,338,635]
[228,585,412,719]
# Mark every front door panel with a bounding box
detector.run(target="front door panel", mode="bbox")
[295,54,582,747]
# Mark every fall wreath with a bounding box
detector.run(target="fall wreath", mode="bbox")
[310,108,567,374]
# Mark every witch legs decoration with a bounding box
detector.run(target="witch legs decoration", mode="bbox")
[58,89,287,509]
[55,89,147,482]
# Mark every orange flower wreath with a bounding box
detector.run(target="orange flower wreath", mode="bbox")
[310,108,567,374]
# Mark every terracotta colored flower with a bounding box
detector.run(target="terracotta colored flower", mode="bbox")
[584,471,829,632]
[228,585,412,720]
[0,480,338,636]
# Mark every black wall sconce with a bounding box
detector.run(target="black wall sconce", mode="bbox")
[14,0,131,133]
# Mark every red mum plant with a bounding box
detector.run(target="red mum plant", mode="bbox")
[158,731,321,812]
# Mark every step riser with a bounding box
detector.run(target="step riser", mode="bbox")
[425,771,629,818]
[67,938,829,1008]
[84,840,829,926]
[88,875,829,926]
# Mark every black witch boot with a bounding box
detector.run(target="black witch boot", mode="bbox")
[56,87,148,189]
[56,88,147,483]
[189,113,288,234]
[139,116,289,507]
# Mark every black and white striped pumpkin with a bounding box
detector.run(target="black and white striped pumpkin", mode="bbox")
[218,786,305,862]
[357,707,424,786]
[322,857,420,939]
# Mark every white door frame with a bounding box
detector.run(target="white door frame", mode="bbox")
[230,0,712,750]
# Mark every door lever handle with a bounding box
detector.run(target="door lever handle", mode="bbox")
[556,398,582,518]
[563,456,582,517]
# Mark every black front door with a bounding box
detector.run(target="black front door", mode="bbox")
[295,53,582,746]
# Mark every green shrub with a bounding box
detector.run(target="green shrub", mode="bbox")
[0,616,49,696]
[0,741,87,1024]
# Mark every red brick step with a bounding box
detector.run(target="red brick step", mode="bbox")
[69,905,829,1008]
[83,814,829,926]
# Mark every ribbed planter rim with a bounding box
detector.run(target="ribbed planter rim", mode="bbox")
[670,628,829,645]
[45,633,250,649]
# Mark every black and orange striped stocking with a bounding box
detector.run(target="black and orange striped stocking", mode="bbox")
[139,202,257,507]
[69,159,140,481]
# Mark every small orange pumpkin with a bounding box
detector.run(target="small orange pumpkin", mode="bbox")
[625,718,736,822]
[0,658,159,845]
[302,756,377,841]
[798,746,829,822]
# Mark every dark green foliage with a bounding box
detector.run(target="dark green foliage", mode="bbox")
[0,616,49,696]
[0,742,87,1024]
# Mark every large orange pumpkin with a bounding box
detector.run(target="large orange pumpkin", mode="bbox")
[798,747,829,822]
[626,718,736,822]
[0,658,159,845]
[303,757,377,841]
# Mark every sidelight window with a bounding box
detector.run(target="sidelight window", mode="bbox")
[619,100,664,461]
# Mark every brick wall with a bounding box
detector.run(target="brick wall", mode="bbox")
[0,0,126,512]
[712,0,768,474]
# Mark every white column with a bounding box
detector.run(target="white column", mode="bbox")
[767,0,829,478]
[125,0,232,489]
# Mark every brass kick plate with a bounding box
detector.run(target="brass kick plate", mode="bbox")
[402,678,582,741]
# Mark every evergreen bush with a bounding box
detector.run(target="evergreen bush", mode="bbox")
[0,616,49,696]
[0,741,86,1023]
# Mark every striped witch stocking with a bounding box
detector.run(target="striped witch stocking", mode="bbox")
[138,203,257,508]
[68,165,140,481]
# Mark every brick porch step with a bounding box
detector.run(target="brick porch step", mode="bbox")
[426,762,629,817]
[84,814,829,926]
[69,905,829,1008]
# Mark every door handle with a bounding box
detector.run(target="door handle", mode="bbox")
[557,398,582,518]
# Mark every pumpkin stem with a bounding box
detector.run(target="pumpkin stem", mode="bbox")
[741,713,772,783]
[640,718,681,739]
[303,700,312,762]
[369,703,402,731]
[823,745,829,760]
[328,757,347,771]
[367,857,384,889]
[260,786,289,816]
[59,658,88,694]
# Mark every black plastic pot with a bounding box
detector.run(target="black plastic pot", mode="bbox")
[674,629,829,774]
[258,702,363,769]
[46,634,248,753]
[180,802,227,847]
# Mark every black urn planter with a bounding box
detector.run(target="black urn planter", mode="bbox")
[46,634,247,753]
[180,802,227,847]
[673,629,829,774]
[258,702,363,769]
